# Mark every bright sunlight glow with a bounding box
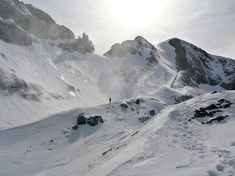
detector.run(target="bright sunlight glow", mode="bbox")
[108,0,169,28]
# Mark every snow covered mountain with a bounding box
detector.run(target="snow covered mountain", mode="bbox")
[168,38,235,90]
[0,1,235,176]
[105,36,235,90]
[0,0,74,44]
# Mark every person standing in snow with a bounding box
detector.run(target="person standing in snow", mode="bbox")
[109,98,112,104]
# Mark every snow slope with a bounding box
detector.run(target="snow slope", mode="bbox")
[1,2,235,175]
[0,36,205,129]
[0,98,165,176]
[0,91,234,176]
[0,37,179,129]
[105,91,235,176]
[0,39,108,129]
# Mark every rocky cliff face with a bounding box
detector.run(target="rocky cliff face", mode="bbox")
[0,0,75,45]
[169,38,235,90]
[59,33,95,54]
[0,17,32,45]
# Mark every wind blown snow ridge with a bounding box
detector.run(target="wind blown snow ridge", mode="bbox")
[0,1,235,176]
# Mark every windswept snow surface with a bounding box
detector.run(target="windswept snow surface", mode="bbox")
[0,91,235,176]
[0,39,109,129]
[0,38,201,130]
[0,31,235,176]
[1,1,235,175]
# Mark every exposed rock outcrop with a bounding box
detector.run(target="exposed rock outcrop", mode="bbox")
[72,113,104,129]
[0,68,42,101]
[58,33,95,54]
[189,99,233,124]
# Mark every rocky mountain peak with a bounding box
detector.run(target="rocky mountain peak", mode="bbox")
[168,38,235,90]
[134,35,154,49]
[0,0,75,45]
[104,36,159,64]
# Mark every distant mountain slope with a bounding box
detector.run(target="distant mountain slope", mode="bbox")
[0,38,107,129]
[0,0,75,44]
[105,37,235,91]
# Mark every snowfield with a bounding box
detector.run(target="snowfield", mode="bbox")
[1,1,235,175]
[0,91,235,176]
[0,37,235,176]
[0,36,235,175]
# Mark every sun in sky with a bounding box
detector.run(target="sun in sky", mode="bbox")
[107,0,170,28]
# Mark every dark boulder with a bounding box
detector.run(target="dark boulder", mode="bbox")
[175,95,193,104]
[149,110,155,116]
[120,103,128,110]
[203,115,228,124]
[132,98,144,105]
[135,99,141,105]
[222,103,232,109]
[138,116,150,123]
[205,104,218,111]
[76,113,87,125]
[72,124,78,130]
[194,109,209,118]
[191,99,232,124]
[87,116,104,126]
[217,99,233,108]
[217,99,226,105]
[72,113,104,129]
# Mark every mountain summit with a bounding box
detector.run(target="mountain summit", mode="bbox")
[104,36,159,64]
[167,38,235,89]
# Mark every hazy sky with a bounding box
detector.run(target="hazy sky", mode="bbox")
[23,0,235,58]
